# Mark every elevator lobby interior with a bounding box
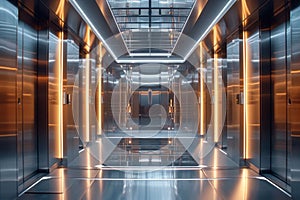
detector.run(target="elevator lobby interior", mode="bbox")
[0,0,300,199]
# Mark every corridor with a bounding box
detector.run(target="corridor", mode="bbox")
[1,0,300,199]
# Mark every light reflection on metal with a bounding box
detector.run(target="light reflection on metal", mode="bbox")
[84,26,91,142]
[69,0,118,60]
[55,0,65,159]
[213,27,219,143]
[53,31,64,159]
[183,0,237,61]
[98,43,103,135]
[200,42,205,136]
[242,0,250,159]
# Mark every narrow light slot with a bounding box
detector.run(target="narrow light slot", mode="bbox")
[213,27,219,143]
[98,43,102,135]
[243,30,248,159]
[199,43,205,135]
[116,59,185,64]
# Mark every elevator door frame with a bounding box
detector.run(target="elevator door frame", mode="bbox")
[269,7,291,184]
[17,15,38,186]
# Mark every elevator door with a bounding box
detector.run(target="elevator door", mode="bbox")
[226,38,241,164]
[17,21,38,184]
[270,12,290,183]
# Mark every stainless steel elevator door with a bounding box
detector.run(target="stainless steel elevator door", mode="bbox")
[17,21,38,183]
[226,39,241,164]
[270,15,289,183]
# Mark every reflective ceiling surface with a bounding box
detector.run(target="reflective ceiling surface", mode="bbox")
[106,0,196,56]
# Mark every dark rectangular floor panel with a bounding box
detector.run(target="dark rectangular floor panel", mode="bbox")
[18,194,63,200]
[96,168,207,179]
[26,178,92,194]
[81,180,221,200]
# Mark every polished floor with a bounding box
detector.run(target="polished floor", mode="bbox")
[18,141,292,200]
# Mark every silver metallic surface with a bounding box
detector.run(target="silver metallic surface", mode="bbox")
[290,2,300,199]
[270,16,288,182]
[0,0,18,199]
[17,19,38,185]
[65,40,80,163]
[226,38,241,164]
[48,32,60,166]
[17,147,291,200]
[246,29,260,168]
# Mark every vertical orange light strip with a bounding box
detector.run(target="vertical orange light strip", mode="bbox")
[243,30,248,159]
[213,27,219,143]
[85,28,90,142]
[242,0,250,159]
[199,43,205,136]
[55,0,65,159]
[58,31,64,158]
[98,43,102,135]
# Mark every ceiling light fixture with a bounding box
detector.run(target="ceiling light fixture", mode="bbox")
[183,0,236,60]
[69,0,118,60]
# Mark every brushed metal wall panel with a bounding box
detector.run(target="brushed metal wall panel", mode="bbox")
[0,0,18,199]
[246,29,261,168]
[226,39,241,164]
[270,18,288,182]
[66,40,79,163]
[48,32,60,166]
[290,2,300,198]
[22,22,38,179]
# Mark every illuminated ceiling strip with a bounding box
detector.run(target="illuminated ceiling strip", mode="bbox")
[129,53,172,57]
[70,0,235,64]
[104,0,130,54]
[69,0,118,60]
[183,0,236,61]
[171,0,198,54]
[116,58,185,64]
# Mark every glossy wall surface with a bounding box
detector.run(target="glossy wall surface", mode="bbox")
[0,0,18,199]
[226,38,241,164]
[17,20,38,184]
[65,40,79,163]
[290,1,300,198]
[48,32,61,165]
[270,12,289,183]
[246,29,260,167]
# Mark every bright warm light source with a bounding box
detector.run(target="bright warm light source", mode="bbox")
[213,27,219,143]
[54,0,65,160]
[243,30,249,159]
[53,30,64,159]
[84,26,91,142]
[199,43,205,136]
[242,0,250,159]
[98,43,102,135]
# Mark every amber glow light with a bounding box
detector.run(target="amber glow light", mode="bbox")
[98,43,102,135]
[213,27,219,143]
[242,0,250,159]
[84,27,91,142]
[54,0,65,159]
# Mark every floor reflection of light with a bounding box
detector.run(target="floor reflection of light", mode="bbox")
[212,149,219,200]
[59,169,65,200]
[230,169,248,199]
